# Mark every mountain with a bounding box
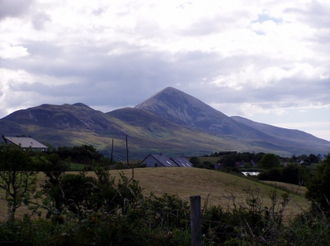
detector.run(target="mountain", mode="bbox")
[0,103,127,146]
[231,116,329,154]
[1,87,329,159]
[136,87,330,154]
[135,87,279,140]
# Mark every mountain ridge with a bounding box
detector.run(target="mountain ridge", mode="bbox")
[1,87,329,159]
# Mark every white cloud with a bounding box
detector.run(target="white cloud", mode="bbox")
[0,43,30,59]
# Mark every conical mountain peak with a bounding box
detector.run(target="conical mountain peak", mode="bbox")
[135,87,233,132]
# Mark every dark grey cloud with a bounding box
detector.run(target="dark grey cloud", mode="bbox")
[10,42,224,109]
[31,12,51,30]
[7,35,329,115]
[0,0,34,20]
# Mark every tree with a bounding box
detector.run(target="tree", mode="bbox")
[282,164,308,185]
[56,144,105,164]
[222,155,236,167]
[202,161,214,169]
[40,153,68,213]
[0,145,38,221]
[306,153,330,214]
[258,168,282,181]
[308,154,320,164]
[189,157,202,168]
[257,153,280,169]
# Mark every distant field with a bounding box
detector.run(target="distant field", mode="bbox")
[261,181,307,196]
[0,168,310,222]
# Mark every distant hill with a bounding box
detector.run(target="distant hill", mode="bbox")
[231,116,330,150]
[1,87,329,159]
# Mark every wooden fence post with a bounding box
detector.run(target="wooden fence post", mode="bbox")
[190,195,202,246]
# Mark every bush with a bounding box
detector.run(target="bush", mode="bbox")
[306,153,330,215]
[257,153,280,169]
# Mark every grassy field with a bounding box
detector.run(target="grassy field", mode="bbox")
[90,168,309,222]
[262,180,307,196]
[0,167,309,222]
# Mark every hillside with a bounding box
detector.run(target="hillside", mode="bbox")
[231,116,329,153]
[135,87,330,155]
[94,168,309,220]
[0,87,329,159]
[135,87,269,140]
[0,167,309,221]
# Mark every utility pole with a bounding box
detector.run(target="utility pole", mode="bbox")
[110,138,114,164]
[126,135,129,166]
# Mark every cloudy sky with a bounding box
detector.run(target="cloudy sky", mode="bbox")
[1,0,330,141]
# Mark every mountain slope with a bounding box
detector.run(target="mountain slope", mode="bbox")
[135,87,270,140]
[231,116,329,153]
[0,87,329,159]
[0,103,243,159]
[135,87,330,155]
[0,103,127,146]
[107,107,246,158]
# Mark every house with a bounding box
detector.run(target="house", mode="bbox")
[140,154,193,168]
[214,163,222,170]
[235,161,245,168]
[170,157,193,167]
[141,154,177,167]
[2,135,48,151]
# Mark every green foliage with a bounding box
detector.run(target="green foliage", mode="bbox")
[202,189,292,245]
[257,153,280,169]
[202,161,214,169]
[0,145,38,221]
[41,165,144,218]
[40,153,68,212]
[306,153,330,214]
[258,164,310,186]
[222,155,236,168]
[282,163,309,184]
[142,193,190,230]
[221,167,241,174]
[189,157,202,168]
[55,144,108,164]
[284,205,330,246]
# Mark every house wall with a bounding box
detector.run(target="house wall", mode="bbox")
[142,156,163,168]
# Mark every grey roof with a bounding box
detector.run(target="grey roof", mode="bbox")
[141,154,178,167]
[3,136,48,149]
[150,154,177,167]
[141,154,194,168]
[171,157,193,167]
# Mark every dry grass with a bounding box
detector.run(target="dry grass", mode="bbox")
[0,168,310,221]
[92,168,310,221]
[261,181,307,196]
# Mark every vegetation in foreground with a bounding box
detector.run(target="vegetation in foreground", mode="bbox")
[0,145,330,245]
